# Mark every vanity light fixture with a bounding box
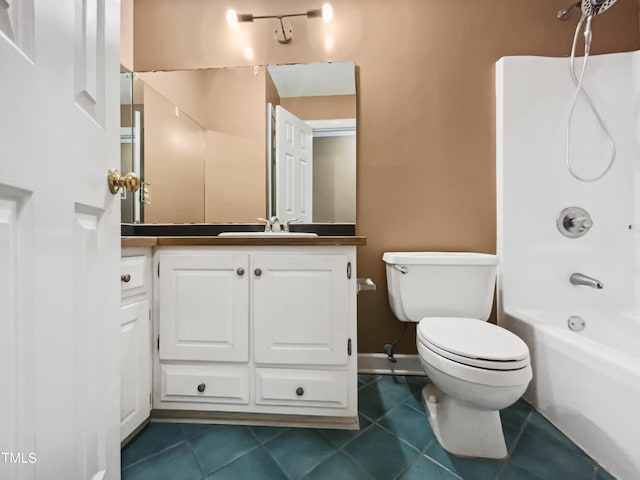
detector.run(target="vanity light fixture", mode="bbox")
[227,3,333,44]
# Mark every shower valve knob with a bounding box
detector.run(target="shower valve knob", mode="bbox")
[557,207,593,238]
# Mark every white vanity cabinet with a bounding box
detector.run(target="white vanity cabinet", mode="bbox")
[120,248,153,442]
[153,245,358,423]
[158,253,249,362]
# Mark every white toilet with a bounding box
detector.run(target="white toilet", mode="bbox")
[383,252,531,459]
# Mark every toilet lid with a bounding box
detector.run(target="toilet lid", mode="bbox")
[417,317,530,370]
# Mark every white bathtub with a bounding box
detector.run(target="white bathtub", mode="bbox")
[496,51,640,480]
[501,310,640,480]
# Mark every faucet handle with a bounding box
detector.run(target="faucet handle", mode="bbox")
[283,218,300,232]
[572,216,593,230]
[256,218,272,232]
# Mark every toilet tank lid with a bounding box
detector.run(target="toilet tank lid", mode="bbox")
[383,252,497,266]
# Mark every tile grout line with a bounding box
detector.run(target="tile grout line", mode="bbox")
[198,426,273,479]
[336,446,379,480]
[184,437,208,479]
[247,427,296,480]
[493,409,532,480]
[121,437,188,472]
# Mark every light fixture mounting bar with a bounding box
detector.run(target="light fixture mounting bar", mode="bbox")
[239,11,318,22]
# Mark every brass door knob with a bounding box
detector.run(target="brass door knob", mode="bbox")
[108,169,141,195]
[197,383,206,393]
[254,268,262,277]
[237,268,245,276]
[121,274,131,283]
[296,387,304,396]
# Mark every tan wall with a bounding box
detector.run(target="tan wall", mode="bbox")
[313,135,356,223]
[120,0,134,71]
[265,70,281,108]
[281,95,356,121]
[203,67,266,222]
[137,70,209,128]
[134,0,639,353]
[138,68,267,223]
[143,85,206,223]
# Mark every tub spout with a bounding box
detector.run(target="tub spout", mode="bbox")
[570,272,604,289]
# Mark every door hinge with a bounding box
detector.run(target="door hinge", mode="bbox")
[149,392,152,407]
[347,338,352,356]
[347,261,352,279]
[157,336,160,351]
[157,263,160,277]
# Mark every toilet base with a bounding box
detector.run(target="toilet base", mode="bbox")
[422,384,509,460]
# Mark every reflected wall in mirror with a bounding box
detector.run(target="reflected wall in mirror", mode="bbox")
[119,71,144,223]
[267,62,356,224]
[126,61,356,224]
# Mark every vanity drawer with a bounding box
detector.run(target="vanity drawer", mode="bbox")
[255,368,348,408]
[161,365,249,404]
[121,255,147,298]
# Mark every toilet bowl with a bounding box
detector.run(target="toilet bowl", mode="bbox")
[383,252,532,459]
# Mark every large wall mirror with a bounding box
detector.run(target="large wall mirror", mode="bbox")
[119,61,356,225]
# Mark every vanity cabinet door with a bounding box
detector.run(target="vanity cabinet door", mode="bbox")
[120,300,151,441]
[253,254,349,366]
[158,254,249,362]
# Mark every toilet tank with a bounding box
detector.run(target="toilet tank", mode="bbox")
[383,252,497,322]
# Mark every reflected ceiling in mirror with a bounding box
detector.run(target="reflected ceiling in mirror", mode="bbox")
[125,61,356,225]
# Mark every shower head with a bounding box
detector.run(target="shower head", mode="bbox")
[581,0,618,16]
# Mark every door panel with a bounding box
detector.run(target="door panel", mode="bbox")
[73,206,106,479]
[275,106,313,222]
[0,189,35,479]
[159,254,249,362]
[253,254,348,365]
[120,301,151,441]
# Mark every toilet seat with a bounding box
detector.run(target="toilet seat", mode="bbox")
[417,340,532,388]
[417,317,530,371]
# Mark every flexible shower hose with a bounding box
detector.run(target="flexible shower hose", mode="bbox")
[565,14,616,182]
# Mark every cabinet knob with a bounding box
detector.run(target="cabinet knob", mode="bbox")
[197,383,206,393]
[296,387,304,397]
[236,268,245,276]
[121,274,131,283]
[254,268,262,277]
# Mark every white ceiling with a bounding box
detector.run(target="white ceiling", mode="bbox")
[267,61,355,98]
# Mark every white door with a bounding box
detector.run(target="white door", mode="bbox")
[253,254,349,365]
[0,2,121,479]
[275,105,313,223]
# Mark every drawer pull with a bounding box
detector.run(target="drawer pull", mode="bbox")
[296,387,304,397]
[236,268,245,276]
[254,268,262,277]
[197,383,206,393]
[121,274,131,283]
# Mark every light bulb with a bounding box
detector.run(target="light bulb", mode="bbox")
[226,9,239,29]
[322,3,333,22]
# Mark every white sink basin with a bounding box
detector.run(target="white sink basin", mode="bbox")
[218,232,318,238]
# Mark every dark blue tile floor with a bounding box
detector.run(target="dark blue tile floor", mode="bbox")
[121,374,616,480]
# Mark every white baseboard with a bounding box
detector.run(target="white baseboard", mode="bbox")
[357,353,423,376]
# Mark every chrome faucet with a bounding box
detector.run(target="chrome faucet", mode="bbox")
[269,216,282,232]
[257,216,281,232]
[570,272,604,289]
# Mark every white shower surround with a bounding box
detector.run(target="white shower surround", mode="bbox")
[496,51,640,480]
